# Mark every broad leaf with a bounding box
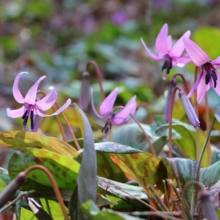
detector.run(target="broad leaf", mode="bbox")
[0,131,78,158]
[8,149,80,190]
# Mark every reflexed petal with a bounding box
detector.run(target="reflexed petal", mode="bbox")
[155,23,168,54]
[125,96,137,116]
[211,56,220,68]
[24,76,46,105]
[213,71,220,96]
[197,73,209,103]
[174,55,191,67]
[141,38,165,60]
[36,98,71,117]
[100,88,118,117]
[12,72,28,104]
[36,87,58,111]
[187,70,203,98]
[167,35,172,51]
[183,38,210,66]
[169,30,191,58]
[6,106,25,118]
[90,88,104,118]
[112,103,135,125]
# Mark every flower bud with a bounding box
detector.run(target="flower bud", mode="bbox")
[165,78,176,122]
[79,71,90,111]
[178,90,200,128]
[200,190,218,220]
[0,172,26,208]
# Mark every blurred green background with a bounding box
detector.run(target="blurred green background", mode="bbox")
[1,0,220,132]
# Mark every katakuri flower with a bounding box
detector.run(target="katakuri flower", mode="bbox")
[178,89,200,128]
[141,23,191,79]
[183,37,220,103]
[7,72,71,131]
[91,88,136,134]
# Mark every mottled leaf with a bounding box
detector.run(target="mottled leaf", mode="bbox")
[0,131,78,158]
[110,152,172,195]
[8,149,80,190]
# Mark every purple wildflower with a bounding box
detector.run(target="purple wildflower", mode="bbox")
[91,88,136,134]
[141,23,191,79]
[7,72,71,131]
[178,89,200,128]
[183,38,220,103]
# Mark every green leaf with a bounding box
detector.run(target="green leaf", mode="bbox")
[8,149,80,190]
[156,120,208,167]
[97,176,147,208]
[81,200,144,220]
[211,147,220,164]
[0,131,78,158]
[200,161,220,186]
[112,123,167,155]
[73,104,97,219]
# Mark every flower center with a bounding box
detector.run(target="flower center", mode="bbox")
[101,112,115,134]
[202,62,217,88]
[22,104,36,130]
[162,55,173,75]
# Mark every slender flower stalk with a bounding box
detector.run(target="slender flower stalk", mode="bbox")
[141,23,191,79]
[91,88,136,137]
[86,61,105,101]
[79,71,90,111]
[183,38,220,103]
[165,78,176,122]
[7,72,71,131]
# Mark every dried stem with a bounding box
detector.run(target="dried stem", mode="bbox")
[129,114,156,156]
[37,91,67,142]
[25,165,69,220]
[137,102,153,124]
[86,60,105,101]
[205,94,211,166]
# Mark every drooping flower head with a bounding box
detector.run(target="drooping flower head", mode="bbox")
[178,89,200,128]
[91,88,136,135]
[7,72,71,131]
[183,38,220,103]
[141,23,191,79]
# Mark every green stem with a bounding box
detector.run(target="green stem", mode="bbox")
[195,117,215,181]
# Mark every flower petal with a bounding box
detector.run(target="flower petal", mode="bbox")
[141,38,165,61]
[100,88,118,117]
[167,35,172,51]
[90,88,104,118]
[173,55,191,67]
[112,103,136,125]
[197,73,209,103]
[212,72,220,96]
[183,38,210,66]
[12,72,28,104]
[24,76,46,105]
[155,23,168,54]
[6,106,25,118]
[187,70,203,98]
[36,87,58,111]
[36,98,71,117]
[211,56,220,68]
[169,30,191,58]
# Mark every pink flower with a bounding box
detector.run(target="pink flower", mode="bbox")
[183,38,220,103]
[7,72,71,130]
[141,23,191,79]
[91,88,136,134]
